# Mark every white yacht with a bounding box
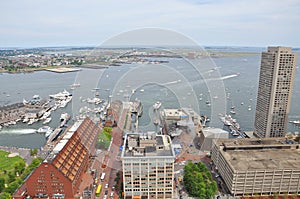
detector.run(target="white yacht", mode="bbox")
[49,89,72,100]
[37,126,52,134]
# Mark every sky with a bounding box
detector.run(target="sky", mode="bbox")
[1,0,300,48]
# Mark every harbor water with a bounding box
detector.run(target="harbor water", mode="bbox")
[0,47,300,148]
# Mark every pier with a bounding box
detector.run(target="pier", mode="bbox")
[0,100,50,126]
[0,103,26,125]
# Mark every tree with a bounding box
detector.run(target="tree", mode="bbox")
[0,192,11,199]
[7,172,15,184]
[0,177,5,192]
[14,162,25,175]
[183,161,217,199]
[5,181,21,194]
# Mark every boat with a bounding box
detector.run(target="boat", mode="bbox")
[60,113,70,127]
[43,117,52,124]
[23,99,28,105]
[153,118,159,125]
[290,120,300,125]
[37,126,52,134]
[140,89,144,92]
[231,130,239,136]
[41,111,51,120]
[28,118,38,125]
[230,110,236,114]
[219,114,233,126]
[23,117,29,123]
[49,89,72,100]
[86,97,102,104]
[248,106,252,111]
[45,128,54,138]
[153,101,162,110]
[70,83,80,87]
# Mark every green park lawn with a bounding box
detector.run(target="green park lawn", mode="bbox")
[0,150,25,178]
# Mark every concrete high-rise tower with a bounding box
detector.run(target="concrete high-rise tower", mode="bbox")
[254,46,297,138]
[121,132,175,199]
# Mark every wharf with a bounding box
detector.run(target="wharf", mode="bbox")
[0,101,50,125]
[0,103,26,125]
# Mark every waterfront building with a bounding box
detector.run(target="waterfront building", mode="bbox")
[254,46,297,138]
[211,138,300,197]
[199,127,228,152]
[160,108,202,137]
[14,117,100,199]
[121,132,175,199]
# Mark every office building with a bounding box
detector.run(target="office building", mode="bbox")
[121,132,175,199]
[17,117,100,198]
[254,46,297,137]
[211,138,300,196]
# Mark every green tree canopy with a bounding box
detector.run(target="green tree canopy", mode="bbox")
[184,161,217,199]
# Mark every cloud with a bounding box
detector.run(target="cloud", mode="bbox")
[0,0,299,47]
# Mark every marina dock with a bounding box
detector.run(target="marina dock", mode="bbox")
[219,114,247,138]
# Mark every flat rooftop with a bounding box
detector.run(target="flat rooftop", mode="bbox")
[122,132,175,158]
[223,149,300,171]
[215,138,300,171]
[162,109,188,119]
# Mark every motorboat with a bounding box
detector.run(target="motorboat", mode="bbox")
[49,89,72,100]
[153,101,162,110]
[43,117,52,124]
[37,126,52,134]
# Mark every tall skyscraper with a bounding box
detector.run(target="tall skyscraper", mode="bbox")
[254,46,297,138]
[121,132,175,199]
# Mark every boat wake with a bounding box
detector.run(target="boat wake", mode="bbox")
[220,74,238,80]
[162,79,182,86]
[0,128,37,135]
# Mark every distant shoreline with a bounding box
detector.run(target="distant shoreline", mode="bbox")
[0,65,108,74]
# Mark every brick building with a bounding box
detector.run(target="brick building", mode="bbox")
[15,117,100,199]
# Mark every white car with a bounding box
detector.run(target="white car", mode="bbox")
[105,183,109,188]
